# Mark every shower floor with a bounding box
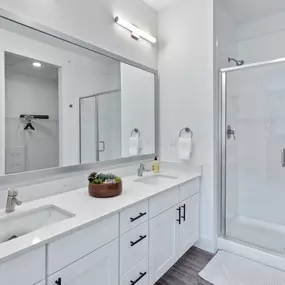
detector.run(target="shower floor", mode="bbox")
[227,216,285,255]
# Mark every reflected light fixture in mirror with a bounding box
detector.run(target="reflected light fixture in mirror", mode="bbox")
[114,16,157,44]
[32,61,42,68]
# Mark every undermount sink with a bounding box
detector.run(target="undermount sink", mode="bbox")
[135,174,178,185]
[0,205,74,244]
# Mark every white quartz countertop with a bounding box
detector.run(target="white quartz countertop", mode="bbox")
[0,168,201,264]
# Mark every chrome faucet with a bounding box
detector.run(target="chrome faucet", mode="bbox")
[5,189,22,213]
[137,163,150,177]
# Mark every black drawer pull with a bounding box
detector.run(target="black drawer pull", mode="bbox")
[130,235,147,247]
[177,207,181,224]
[181,204,186,221]
[55,278,61,285]
[130,272,147,285]
[130,212,147,223]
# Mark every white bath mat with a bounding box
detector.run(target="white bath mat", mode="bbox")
[199,250,285,285]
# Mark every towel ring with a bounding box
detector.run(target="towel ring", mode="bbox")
[130,128,140,138]
[179,127,193,139]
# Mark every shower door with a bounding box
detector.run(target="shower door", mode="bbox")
[80,96,98,163]
[97,90,121,161]
[221,59,285,255]
[80,90,121,163]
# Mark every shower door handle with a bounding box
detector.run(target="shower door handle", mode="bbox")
[281,149,285,167]
[227,125,236,140]
[98,141,105,152]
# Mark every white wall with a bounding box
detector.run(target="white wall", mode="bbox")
[215,0,237,69]
[0,23,120,174]
[5,69,59,173]
[121,63,155,157]
[159,0,215,252]
[215,6,285,65]
[237,11,285,63]
[0,0,158,69]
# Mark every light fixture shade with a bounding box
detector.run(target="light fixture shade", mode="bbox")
[114,16,157,44]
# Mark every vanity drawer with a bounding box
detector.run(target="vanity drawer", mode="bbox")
[120,200,149,234]
[48,239,118,285]
[149,187,179,218]
[0,246,45,285]
[120,221,148,275]
[121,257,148,285]
[179,178,200,202]
[48,213,119,274]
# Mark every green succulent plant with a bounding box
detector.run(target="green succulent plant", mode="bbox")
[88,172,121,185]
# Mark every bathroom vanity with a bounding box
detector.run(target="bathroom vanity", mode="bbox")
[0,170,200,285]
[0,8,200,285]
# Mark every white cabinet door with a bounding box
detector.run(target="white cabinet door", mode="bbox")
[177,193,200,258]
[0,247,45,285]
[48,239,119,285]
[149,206,178,284]
[35,281,45,285]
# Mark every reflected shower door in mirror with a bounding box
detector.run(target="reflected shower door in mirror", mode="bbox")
[0,16,156,175]
[80,89,121,163]
[80,63,156,163]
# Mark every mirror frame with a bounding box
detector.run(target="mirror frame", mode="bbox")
[0,8,159,187]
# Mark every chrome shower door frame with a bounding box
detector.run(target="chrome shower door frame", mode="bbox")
[218,56,285,238]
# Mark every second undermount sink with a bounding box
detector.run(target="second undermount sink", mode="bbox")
[135,174,178,185]
[0,205,74,244]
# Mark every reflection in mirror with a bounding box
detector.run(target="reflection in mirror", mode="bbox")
[79,65,155,163]
[5,52,59,174]
[80,89,122,163]
[120,64,155,157]
[0,16,156,176]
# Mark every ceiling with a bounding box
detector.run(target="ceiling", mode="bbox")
[220,0,285,24]
[143,0,285,23]
[142,0,178,11]
[5,52,58,82]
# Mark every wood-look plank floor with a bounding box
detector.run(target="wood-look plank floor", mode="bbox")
[155,247,214,285]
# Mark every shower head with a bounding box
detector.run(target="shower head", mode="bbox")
[228,57,244,66]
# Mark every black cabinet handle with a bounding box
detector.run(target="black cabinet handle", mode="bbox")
[181,204,186,221]
[130,272,147,285]
[130,212,147,223]
[130,235,147,247]
[177,207,181,224]
[55,278,61,285]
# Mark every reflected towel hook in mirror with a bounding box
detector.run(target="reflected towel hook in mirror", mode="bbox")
[19,114,50,131]
[130,128,140,138]
[179,127,193,139]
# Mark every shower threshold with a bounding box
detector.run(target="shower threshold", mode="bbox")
[227,215,285,255]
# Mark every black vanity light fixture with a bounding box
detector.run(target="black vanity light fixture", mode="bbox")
[114,16,157,44]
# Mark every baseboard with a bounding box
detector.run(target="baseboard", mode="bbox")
[195,236,217,254]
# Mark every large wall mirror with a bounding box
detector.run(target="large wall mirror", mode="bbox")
[0,17,156,176]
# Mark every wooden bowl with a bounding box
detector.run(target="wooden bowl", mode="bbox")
[88,181,122,198]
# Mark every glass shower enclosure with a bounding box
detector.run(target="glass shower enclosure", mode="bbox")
[220,58,285,255]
